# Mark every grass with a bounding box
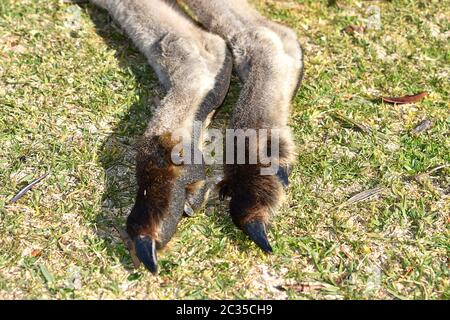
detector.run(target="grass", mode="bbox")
[0,0,449,299]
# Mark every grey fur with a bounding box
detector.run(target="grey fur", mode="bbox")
[184,0,304,165]
[92,0,230,136]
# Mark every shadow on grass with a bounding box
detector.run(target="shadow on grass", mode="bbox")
[84,4,250,273]
[85,5,154,271]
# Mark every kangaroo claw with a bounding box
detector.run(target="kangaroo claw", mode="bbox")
[276,166,289,188]
[242,221,273,253]
[134,235,158,274]
[219,188,226,201]
[218,184,230,201]
[183,202,194,217]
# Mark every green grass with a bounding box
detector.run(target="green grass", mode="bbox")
[0,0,449,299]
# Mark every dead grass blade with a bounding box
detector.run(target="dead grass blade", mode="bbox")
[10,173,49,203]
[345,187,384,205]
[414,164,450,182]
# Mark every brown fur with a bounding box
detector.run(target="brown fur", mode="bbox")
[219,135,291,228]
[185,180,205,195]
[222,164,283,227]
[126,133,182,240]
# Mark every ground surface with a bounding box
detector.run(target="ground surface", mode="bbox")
[0,0,449,299]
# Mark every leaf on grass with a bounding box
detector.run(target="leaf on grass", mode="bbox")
[381,92,428,104]
[31,249,42,257]
[346,187,384,204]
[39,264,55,284]
[342,25,366,35]
[411,119,432,135]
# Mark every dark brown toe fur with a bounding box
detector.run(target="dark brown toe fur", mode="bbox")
[126,133,182,241]
[224,164,283,228]
[222,135,293,229]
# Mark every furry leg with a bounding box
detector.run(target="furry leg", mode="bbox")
[183,0,304,252]
[90,0,232,273]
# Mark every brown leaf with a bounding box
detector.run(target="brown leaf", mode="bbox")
[31,249,42,257]
[381,92,428,104]
[10,44,27,53]
[342,25,366,35]
[6,37,27,54]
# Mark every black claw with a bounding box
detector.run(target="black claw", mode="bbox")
[183,202,194,217]
[219,185,228,201]
[242,221,273,253]
[134,235,158,274]
[276,166,289,188]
